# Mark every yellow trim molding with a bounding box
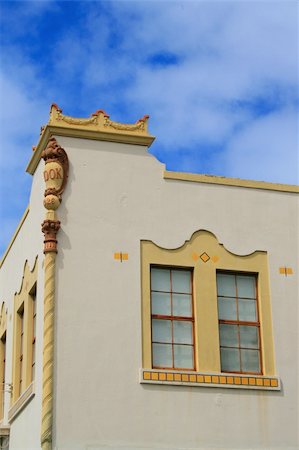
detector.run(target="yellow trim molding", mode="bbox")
[141,230,276,377]
[8,381,35,423]
[0,206,30,268]
[164,171,299,193]
[27,104,155,175]
[0,303,7,420]
[140,369,280,391]
[11,258,38,405]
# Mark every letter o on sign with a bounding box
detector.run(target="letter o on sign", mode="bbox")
[49,169,56,180]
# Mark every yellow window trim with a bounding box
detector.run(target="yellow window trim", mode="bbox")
[0,303,7,420]
[12,258,38,405]
[141,230,276,377]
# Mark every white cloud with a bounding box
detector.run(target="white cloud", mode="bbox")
[224,107,299,184]
[0,0,298,254]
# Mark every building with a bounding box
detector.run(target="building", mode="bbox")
[0,104,298,450]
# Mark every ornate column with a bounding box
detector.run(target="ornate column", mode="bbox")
[41,138,68,450]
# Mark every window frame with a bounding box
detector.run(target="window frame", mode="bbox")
[150,265,195,371]
[0,303,7,421]
[12,260,38,405]
[141,230,276,381]
[216,270,262,375]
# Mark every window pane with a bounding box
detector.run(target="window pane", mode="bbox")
[152,343,172,368]
[241,349,260,373]
[151,268,170,292]
[237,275,256,298]
[173,321,193,344]
[217,274,236,297]
[173,345,193,369]
[152,319,172,343]
[151,292,171,316]
[172,270,191,293]
[240,326,259,349]
[238,299,256,321]
[173,294,192,317]
[220,348,240,372]
[219,324,239,347]
[218,297,237,320]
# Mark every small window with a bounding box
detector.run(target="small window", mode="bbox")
[151,267,195,370]
[18,305,25,396]
[217,272,261,374]
[30,284,37,381]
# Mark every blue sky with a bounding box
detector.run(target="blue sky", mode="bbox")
[0,0,298,255]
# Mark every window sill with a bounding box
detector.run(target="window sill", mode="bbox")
[140,369,280,391]
[0,424,10,436]
[8,382,35,423]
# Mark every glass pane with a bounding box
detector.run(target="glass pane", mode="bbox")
[241,349,260,373]
[173,294,192,317]
[237,275,256,298]
[220,348,240,372]
[218,297,237,320]
[219,324,239,347]
[173,345,193,369]
[172,270,191,293]
[238,299,256,321]
[152,319,172,343]
[151,292,171,316]
[173,321,193,344]
[152,343,172,367]
[151,268,170,292]
[240,326,259,349]
[217,273,236,297]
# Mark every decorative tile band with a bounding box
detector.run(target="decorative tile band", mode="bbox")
[140,369,280,391]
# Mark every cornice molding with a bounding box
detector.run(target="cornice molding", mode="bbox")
[164,171,299,194]
[27,104,155,175]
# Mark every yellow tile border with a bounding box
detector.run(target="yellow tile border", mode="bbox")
[140,369,280,391]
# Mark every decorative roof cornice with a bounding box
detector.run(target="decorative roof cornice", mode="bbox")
[27,104,155,175]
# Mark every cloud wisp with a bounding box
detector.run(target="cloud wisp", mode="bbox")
[0,0,298,254]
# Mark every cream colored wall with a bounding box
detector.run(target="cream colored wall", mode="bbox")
[53,135,298,450]
[0,161,45,449]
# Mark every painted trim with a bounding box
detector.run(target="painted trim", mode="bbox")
[140,369,280,391]
[27,124,155,175]
[141,230,276,376]
[8,382,34,422]
[0,207,30,268]
[0,425,10,436]
[164,171,299,193]
[11,258,38,404]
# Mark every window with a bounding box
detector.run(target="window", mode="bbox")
[18,306,24,396]
[141,230,278,389]
[12,259,38,405]
[151,267,194,370]
[217,272,261,374]
[30,285,37,381]
[0,303,7,421]
[0,333,6,419]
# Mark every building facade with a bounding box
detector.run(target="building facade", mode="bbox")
[0,104,298,450]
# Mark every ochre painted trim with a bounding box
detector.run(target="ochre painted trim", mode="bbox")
[27,124,155,175]
[141,230,276,377]
[0,207,30,268]
[164,171,299,193]
[8,382,35,422]
[140,369,280,391]
[12,258,38,404]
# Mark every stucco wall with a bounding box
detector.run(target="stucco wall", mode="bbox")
[0,161,45,450]
[53,136,298,450]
